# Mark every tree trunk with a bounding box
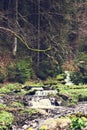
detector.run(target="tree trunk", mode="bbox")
[13,0,18,56]
[37,0,40,66]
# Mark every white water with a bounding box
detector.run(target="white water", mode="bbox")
[35,90,57,96]
[65,71,73,86]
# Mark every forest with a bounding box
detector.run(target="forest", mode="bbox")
[0,0,87,130]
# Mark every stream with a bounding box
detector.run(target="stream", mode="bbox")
[0,85,87,130]
[9,86,87,130]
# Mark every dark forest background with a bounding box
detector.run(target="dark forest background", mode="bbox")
[0,0,87,83]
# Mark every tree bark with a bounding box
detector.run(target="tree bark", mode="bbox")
[13,0,18,57]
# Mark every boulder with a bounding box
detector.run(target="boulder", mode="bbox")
[39,117,71,130]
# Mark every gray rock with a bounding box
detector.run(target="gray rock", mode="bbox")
[0,96,4,103]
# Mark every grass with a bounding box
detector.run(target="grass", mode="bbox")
[0,83,22,94]
[24,80,44,87]
[20,108,38,115]
[0,104,6,109]
[10,101,24,107]
[59,86,87,103]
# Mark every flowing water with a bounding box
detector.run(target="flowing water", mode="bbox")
[65,71,73,86]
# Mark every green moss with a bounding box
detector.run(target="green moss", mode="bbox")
[56,73,66,81]
[24,81,44,87]
[0,104,6,109]
[0,83,21,94]
[20,108,37,115]
[60,88,87,103]
[0,111,14,130]
[10,101,24,107]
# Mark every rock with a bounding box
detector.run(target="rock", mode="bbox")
[31,87,43,91]
[82,127,87,130]
[12,125,18,130]
[0,96,4,103]
[39,117,71,130]
[39,118,57,129]
[22,124,28,129]
[22,86,32,90]
[50,98,62,106]
[37,109,48,115]
[59,93,72,101]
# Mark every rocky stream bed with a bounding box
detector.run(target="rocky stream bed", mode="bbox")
[0,84,87,130]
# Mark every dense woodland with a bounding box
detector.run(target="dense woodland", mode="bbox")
[0,0,87,83]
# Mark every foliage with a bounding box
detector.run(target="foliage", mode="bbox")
[0,83,21,94]
[7,59,32,83]
[35,60,61,80]
[0,111,14,130]
[70,72,83,85]
[0,65,7,83]
[71,53,87,84]
[20,108,37,115]
[0,104,6,109]
[40,125,47,130]
[10,101,24,107]
[59,85,87,104]
[56,73,66,81]
[28,128,33,130]
[70,114,87,130]
[78,43,87,53]
[24,80,44,87]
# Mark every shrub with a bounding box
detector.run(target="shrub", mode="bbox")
[71,53,87,84]
[70,72,83,85]
[70,115,87,130]
[0,111,14,130]
[7,58,32,83]
[35,60,61,80]
[0,65,7,83]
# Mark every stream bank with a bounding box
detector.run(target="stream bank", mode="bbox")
[0,83,87,130]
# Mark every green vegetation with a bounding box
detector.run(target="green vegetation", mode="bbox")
[0,65,7,83]
[60,86,87,104]
[71,53,87,85]
[0,104,6,109]
[10,101,24,107]
[20,108,37,115]
[35,60,61,80]
[0,83,21,94]
[56,73,66,81]
[70,114,87,130]
[7,59,32,83]
[24,80,44,87]
[0,111,14,130]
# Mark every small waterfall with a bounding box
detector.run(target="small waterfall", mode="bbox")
[65,71,73,86]
[35,90,57,96]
